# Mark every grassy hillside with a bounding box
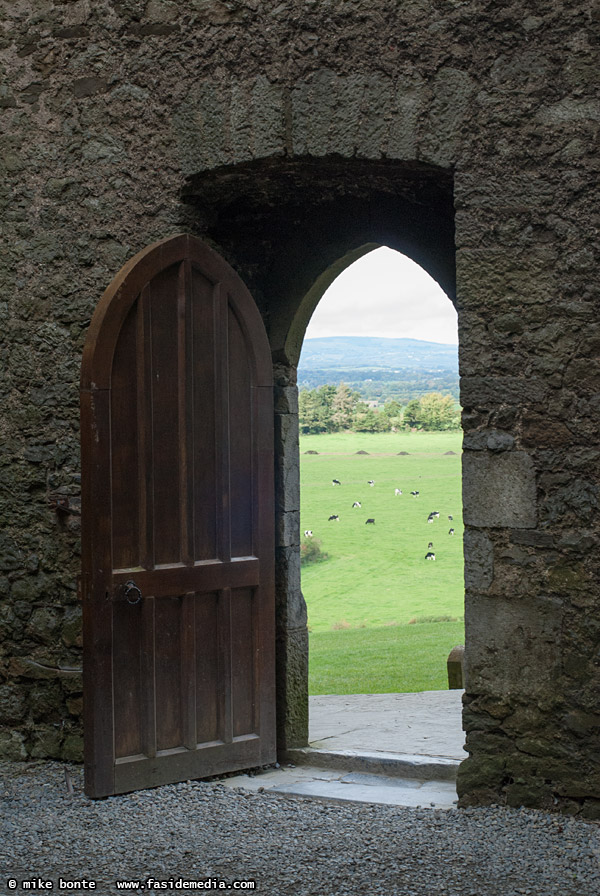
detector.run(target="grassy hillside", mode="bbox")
[300,431,465,693]
[297,336,460,402]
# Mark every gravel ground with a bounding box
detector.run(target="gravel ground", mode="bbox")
[1,761,599,896]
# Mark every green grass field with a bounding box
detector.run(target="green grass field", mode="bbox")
[300,431,465,694]
[309,620,466,694]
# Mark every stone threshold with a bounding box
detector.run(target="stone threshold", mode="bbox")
[282,747,460,782]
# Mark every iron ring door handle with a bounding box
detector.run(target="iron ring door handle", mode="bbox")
[124,580,142,605]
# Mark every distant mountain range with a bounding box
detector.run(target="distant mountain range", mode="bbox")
[299,337,458,372]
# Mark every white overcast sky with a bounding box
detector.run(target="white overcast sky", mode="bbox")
[304,246,458,345]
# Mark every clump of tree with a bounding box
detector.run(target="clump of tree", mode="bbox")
[403,393,460,431]
[298,383,459,433]
[298,385,334,434]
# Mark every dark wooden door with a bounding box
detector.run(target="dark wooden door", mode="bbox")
[80,235,275,798]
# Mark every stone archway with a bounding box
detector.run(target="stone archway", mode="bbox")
[183,156,458,752]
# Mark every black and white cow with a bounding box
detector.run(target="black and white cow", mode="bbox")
[304,530,313,537]
[367,480,375,487]
[449,528,455,536]
[352,501,361,508]
[394,488,402,496]
[328,514,339,522]
[425,551,436,560]
[365,518,375,525]
[332,479,341,486]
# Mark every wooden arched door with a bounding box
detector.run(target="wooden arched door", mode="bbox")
[80,235,275,798]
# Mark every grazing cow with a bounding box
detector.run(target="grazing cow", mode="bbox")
[425,551,436,560]
[365,518,375,525]
[368,480,375,487]
[328,514,339,521]
[352,501,361,508]
[304,530,313,537]
[427,515,434,523]
[394,488,402,496]
[428,542,434,549]
[449,528,455,536]
[448,514,453,521]
[410,490,420,497]
[332,479,341,486]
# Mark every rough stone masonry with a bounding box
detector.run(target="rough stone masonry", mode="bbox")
[0,0,599,816]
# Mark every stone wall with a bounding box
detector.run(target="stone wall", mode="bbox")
[1,0,599,815]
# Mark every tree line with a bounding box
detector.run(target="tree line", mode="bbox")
[298,383,460,434]
[298,368,460,404]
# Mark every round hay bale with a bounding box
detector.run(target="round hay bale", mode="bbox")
[397,451,410,455]
[444,450,457,455]
[304,450,319,455]
[355,450,369,455]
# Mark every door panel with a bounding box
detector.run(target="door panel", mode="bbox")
[148,268,182,566]
[191,270,218,562]
[195,592,219,744]
[155,596,184,751]
[231,587,256,738]
[113,599,144,759]
[110,305,140,570]
[81,235,275,798]
[229,306,254,559]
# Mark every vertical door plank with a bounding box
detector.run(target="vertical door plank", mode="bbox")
[181,592,197,750]
[230,587,255,738]
[227,302,253,559]
[113,600,143,759]
[155,595,183,751]
[149,266,182,565]
[137,286,154,570]
[191,266,218,561]
[178,262,195,566]
[141,596,157,759]
[111,305,139,570]
[195,592,219,744]
[218,587,233,744]
[214,283,231,564]
[81,388,115,797]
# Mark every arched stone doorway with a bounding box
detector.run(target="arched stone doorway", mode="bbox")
[181,148,582,815]
[182,157,458,752]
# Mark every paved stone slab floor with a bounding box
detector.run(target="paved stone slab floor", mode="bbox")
[224,691,465,809]
[309,690,466,760]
